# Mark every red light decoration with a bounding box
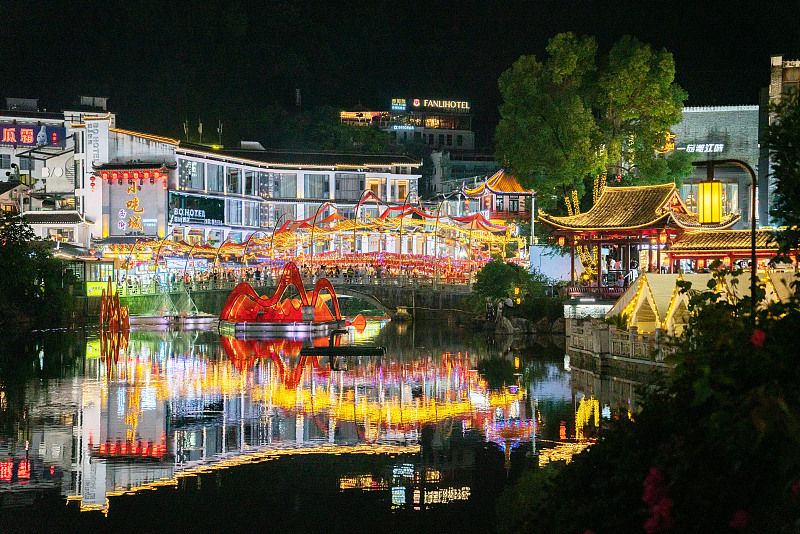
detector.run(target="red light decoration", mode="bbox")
[162,178,167,190]
[101,171,109,180]
[112,172,118,180]
[123,172,129,180]
[133,171,140,180]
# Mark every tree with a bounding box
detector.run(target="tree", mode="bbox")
[0,212,75,329]
[496,33,690,211]
[768,88,800,255]
[497,267,800,532]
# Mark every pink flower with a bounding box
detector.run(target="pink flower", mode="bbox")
[729,509,748,530]
[751,329,766,348]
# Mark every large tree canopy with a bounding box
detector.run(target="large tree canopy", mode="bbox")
[495,33,690,210]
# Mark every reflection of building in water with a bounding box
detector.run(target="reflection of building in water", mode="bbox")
[1,327,535,513]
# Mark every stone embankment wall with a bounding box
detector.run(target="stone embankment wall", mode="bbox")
[566,317,675,383]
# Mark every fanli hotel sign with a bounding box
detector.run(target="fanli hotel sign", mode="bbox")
[412,99,470,111]
[392,98,470,112]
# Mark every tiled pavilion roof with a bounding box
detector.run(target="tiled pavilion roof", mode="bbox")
[463,169,532,196]
[538,183,740,231]
[667,229,777,252]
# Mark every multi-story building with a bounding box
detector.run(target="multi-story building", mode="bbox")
[341,97,475,152]
[760,55,800,225]
[0,96,113,247]
[1,98,422,252]
[670,105,761,229]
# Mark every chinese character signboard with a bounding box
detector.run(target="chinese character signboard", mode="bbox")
[168,192,224,226]
[108,175,164,237]
[0,123,67,148]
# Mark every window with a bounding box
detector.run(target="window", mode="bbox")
[178,159,204,190]
[335,173,365,201]
[0,154,9,168]
[259,203,272,228]
[226,199,242,225]
[456,135,463,147]
[244,170,257,196]
[274,203,295,224]
[18,158,34,171]
[508,196,519,212]
[446,134,452,146]
[304,174,329,199]
[243,201,259,226]
[495,196,504,211]
[275,173,297,198]
[428,134,434,144]
[438,134,444,146]
[207,163,224,192]
[258,172,271,199]
[226,167,241,195]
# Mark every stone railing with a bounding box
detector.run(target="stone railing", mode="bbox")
[567,317,677,365]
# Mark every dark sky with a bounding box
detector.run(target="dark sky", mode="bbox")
[2,0,799,147]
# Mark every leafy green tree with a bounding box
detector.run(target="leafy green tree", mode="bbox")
[768,88,800,255]
[0,213,75,329]
[498,267,800,533]
[496,33,690,211]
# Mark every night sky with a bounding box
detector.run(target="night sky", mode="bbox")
[2,0,799,147]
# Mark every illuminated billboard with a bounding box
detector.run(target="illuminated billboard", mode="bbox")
[0,123,67,148]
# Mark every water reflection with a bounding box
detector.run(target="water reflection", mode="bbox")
[0,322,603,525]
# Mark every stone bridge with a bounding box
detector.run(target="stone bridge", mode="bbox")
[111,278,474,319]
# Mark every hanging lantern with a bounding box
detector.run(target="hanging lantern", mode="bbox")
[698,163,722,224]
[557,235,565,247]
[659,232,668,245]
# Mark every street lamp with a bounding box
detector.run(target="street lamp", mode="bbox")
[698,163,723,224]
[692,159,758,319]
[309,202,331,269]
[398,189,422,286]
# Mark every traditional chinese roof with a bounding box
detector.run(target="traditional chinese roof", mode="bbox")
[463,169,532,197]
[666,229,777,253]
[22,211,86,225]
[538,183,740,232]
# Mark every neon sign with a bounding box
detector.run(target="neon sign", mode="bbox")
[412,99,470,111]
[0,123,66,147]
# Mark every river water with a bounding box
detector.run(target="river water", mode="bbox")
[0,319,611,533]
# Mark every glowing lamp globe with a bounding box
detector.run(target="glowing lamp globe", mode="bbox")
[698,180,723,225]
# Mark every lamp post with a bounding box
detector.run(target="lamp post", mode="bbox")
[398,189,421,286]
[693,159,758,319]
[309,202,330,270]
[270,213,289,261]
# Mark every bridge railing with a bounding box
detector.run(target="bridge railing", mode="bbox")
[117,273,473,296]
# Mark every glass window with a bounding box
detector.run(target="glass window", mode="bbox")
[207,163,224,192]
[19,157,34,171]
[244,170,257,196]
[258,172,271,199]
[304,174,329,199]
[334,173,365,201]
[0,154,9,168]
[178,159,204,190]
[274,203,295,224]
[508,196,519,211]
[243,201,259,226]
[226,199,242,225]
[446,134,453,146]
[438,134,444,146]
[259,203,272,228]
[495,196,504,211]
[226,167,241,195]
[457,135,463,147]
[275,173,297,198]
